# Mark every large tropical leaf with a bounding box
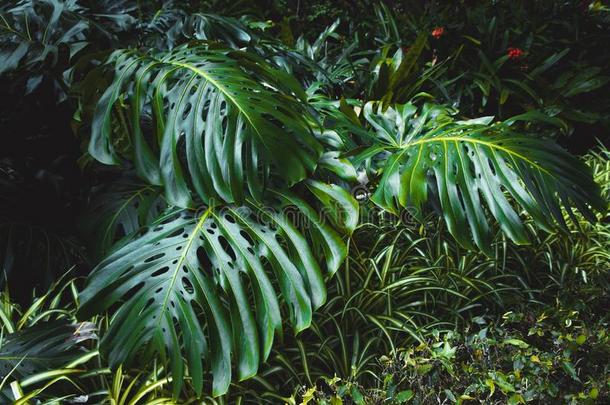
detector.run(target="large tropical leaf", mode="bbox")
[88,43,323,207]
[140,11,255,51]
[0,320,96,381]
[186,14,255,48]
[80,178,166,259]
[358,102,605,253]
[77,184,357,397]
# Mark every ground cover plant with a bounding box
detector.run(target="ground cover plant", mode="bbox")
[0,1,608,403]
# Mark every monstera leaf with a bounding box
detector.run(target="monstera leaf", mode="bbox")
[0,320,96,381]
[186,14,255,48]
[77,183,357,397]
[358,102,605,253]
[88,43,323,207]
[80,178,166,259]
[140,11,255,51]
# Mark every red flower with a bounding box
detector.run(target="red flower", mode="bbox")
[507,47,524,60]
[431,27,445,39]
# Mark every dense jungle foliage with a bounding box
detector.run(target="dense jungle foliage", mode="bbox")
[0,0,609,403]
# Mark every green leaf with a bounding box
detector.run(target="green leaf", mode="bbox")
[78,191,351,397]
[0,42,29,75]
[562,360,581,382]
[80,178,166,259]
[0,0,135,97]
[350,386,365,404]
[395,390,414,402]
[504,110,568,133]
[530,49,570,77]
[564,76,610,97]
[435,341,457,360]
[88,44,322,207]
[0,321,96,382]
[490,372,515,394]
[381,32,428,106]
[508,393,525,404]
[503,338,529,349]
[306,180,359,235]
[319,151,358,182]
[0,0,88,75]
[360,102,605,253]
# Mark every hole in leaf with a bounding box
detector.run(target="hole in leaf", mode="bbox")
[197,246,212,272]
[182,277,194,294]
[151,266,170,277]
[144,253,165,263]
[218,235,237,262]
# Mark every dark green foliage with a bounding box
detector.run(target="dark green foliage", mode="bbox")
[0,0,136,99]
[0,160,86,296]
[229,148,610,404]
[79,178,165,259]
[0,320,96,381]
[357,102,605,253]
[78,186,355,397]
[0,0,608,403]
[87,44,322,207]
[301,307,609,404]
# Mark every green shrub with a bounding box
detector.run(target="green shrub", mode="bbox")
[299,306,609,404]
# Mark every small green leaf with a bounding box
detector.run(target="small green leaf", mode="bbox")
[485,379,495,396]
[562,360,581,382]
[395,390,414,402]
[350,386,365,404]
[503,338,529,349]
[508,393,525,404]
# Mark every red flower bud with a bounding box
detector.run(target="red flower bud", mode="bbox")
[431,27,445,39]
[507,47,524,60]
